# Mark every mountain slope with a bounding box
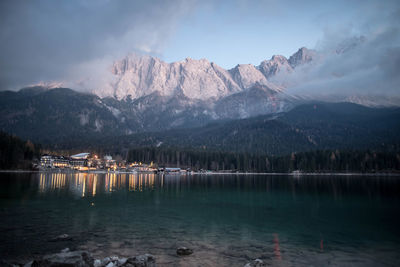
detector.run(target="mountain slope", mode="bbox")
[2,86,398,152]
[0,84,295,143]
[96,102,400,155]
[0,88,131,143]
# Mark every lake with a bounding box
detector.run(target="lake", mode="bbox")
[0,172,400,266]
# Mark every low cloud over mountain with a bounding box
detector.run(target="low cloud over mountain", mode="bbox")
[0,0,195,89]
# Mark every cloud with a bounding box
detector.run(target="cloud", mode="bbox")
[282,1,400,99]
[0,0,196,90]
[1,0,399,101]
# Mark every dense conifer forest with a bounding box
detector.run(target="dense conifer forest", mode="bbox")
[0,132,41,169]
[127,147,400,173]
[1,130,399,173]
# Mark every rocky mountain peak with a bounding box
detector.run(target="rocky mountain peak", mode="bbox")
[258,55,293,79]
[108,54,244,101]
[96,47,316,101]
[229,64,269,89]
[271,55,288,63]
[111,53,160,75]
[288,47,315,68]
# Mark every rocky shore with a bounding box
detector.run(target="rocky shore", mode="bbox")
[1,247,267,267]
[2,248,156,267]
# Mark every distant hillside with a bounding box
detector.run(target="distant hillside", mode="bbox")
[0,86,290,143]
[1,87,399,156]
[0,87,132,144]
[97,102,400,155]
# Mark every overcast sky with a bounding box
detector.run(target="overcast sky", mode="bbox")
[0,0,399,93]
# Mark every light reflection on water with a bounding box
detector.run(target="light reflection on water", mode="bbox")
[1,172,400,266]
[38,172,159,196]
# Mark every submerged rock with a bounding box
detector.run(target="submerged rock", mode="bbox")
[49,233,72,242]
[23,250,94,267]
[176,247,193,256]
[43,250,93,266]
[125,254,156,267]
[244,258,266,267]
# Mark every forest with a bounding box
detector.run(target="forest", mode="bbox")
[1,129,399,173]
[0,131,41,170]
[127,147,400,173]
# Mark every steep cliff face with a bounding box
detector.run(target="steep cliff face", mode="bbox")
[108,54,242,100]
[258,55,293,78]
[100,49,307,101]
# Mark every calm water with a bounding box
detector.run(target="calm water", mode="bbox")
[0,172,400,266]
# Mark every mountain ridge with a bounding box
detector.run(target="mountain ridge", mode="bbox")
[99,47,316,101]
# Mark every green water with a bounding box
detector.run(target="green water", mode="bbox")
[0,172,399,266]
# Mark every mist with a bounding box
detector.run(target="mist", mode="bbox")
[282,3,400,99]
[0,0,195,90]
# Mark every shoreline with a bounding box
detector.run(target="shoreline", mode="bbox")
[0,169,399,176]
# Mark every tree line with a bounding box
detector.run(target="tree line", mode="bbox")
[0,131,41,170]
[1,130,399,173]
[127,147,400,173]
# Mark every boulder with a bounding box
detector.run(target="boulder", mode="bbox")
[117,258,127,266]
[176,247,193,256]
[93,259,102,267]
[101,257,111,266]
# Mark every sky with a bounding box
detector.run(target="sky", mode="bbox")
[0,0,399,94]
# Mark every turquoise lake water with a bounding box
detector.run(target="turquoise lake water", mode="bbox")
[0,172,399,266]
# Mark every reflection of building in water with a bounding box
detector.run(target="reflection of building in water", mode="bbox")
[39,173,67,192]
[38,172,158,196]
[93,175,97,196]
[72,173,98,197]
[128,173,156,192]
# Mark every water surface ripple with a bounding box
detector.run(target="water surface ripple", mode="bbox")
[0,172,399,266]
